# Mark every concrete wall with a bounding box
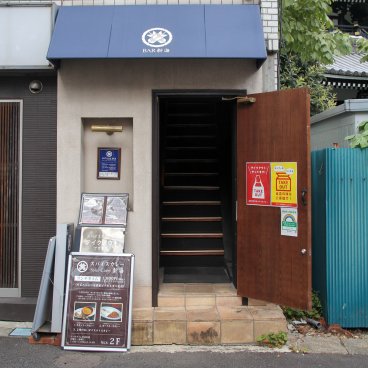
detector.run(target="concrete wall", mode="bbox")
[311,99,368,151]
[83,118,134,208]
[311,113,357,150]
[57,59,263,307]
[262,53,278,91]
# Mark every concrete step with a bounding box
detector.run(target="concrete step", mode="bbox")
[158,283,241,307]
[132,302,287,345]
[131,283,287,346]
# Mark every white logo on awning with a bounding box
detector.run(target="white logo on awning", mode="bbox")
[142,28,173,48]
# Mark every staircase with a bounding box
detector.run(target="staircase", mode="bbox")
[160,99,227,277]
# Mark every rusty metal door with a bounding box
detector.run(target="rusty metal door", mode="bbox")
[0,101,20,291]
[236,88,311,310]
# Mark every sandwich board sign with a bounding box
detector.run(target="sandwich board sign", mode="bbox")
[62,253,134,351]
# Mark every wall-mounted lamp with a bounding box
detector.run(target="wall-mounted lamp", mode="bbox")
[91,125,123,135]
[29,80,43,94]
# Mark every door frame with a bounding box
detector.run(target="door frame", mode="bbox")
[0,99,23,298]
[151,89,246,307]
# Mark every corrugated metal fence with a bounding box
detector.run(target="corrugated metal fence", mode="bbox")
[312,148,368,328]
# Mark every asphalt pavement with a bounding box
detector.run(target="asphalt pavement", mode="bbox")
[0,321,367,368]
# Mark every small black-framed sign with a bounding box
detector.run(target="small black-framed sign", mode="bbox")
[97,147,121,180]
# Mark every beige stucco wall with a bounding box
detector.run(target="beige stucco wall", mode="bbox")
[57,58,264,307]
[83,118,134,207]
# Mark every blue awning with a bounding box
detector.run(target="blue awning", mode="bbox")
[47,5,267,62]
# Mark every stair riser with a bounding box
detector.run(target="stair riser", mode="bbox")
[166,115,214,124]
[160,255,224,267]
[162,190,220,201]
[156,298,242,308]
[165,149,217,160]
[166,104,215,116]
[161,221,222,233]
[132,301,288,345]
[161,237,223,250]
[162,205,222,217]
[166,136,217,147]
[165,175,219,186]
[166,125,217,136]
[165,161,219,172]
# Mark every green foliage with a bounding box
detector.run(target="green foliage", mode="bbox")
[282,291,323,321]
[282,0,352,64]
[280,0,368,114]
[356,38,368,63]
[280,0,353,116]
[345,120,368,149]
[280,49,336,116]
[256,331,288,348]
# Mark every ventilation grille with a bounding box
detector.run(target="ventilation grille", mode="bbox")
[0,102,20,288]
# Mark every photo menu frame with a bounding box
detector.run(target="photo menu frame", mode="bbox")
[78,193,129,227]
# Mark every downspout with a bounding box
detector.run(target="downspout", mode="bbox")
[278,0,283,91]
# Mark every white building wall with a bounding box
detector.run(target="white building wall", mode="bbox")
[311,114,357,150]
[311,99,368,150]
[57,59,263,307]
[260,0,279,52]
[0,5,54,68]
[260,0,279,91]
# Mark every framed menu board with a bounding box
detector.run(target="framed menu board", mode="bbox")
[76,227,125,254]
[62,253,134,352]
[78,193,128,227]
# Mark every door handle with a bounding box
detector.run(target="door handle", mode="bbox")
[301,189,307,206]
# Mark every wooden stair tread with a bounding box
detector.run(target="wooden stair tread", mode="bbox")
[167,113,215,117]
[161,233,223,238]
[163,186,219,190]
[166,135,216,139]
[167,123,216,127]
[165,158,218,163]
[166,146,216,150]
[160,250,225,256]
[165,172,219,176]
[162,217,222,222]
[162,201,221,205]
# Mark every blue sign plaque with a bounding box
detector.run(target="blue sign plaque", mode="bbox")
[98,148,121,179]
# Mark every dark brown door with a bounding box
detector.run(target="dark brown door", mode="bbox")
[236,88,311,310]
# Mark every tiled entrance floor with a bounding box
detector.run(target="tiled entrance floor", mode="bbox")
[132,283,287,345]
